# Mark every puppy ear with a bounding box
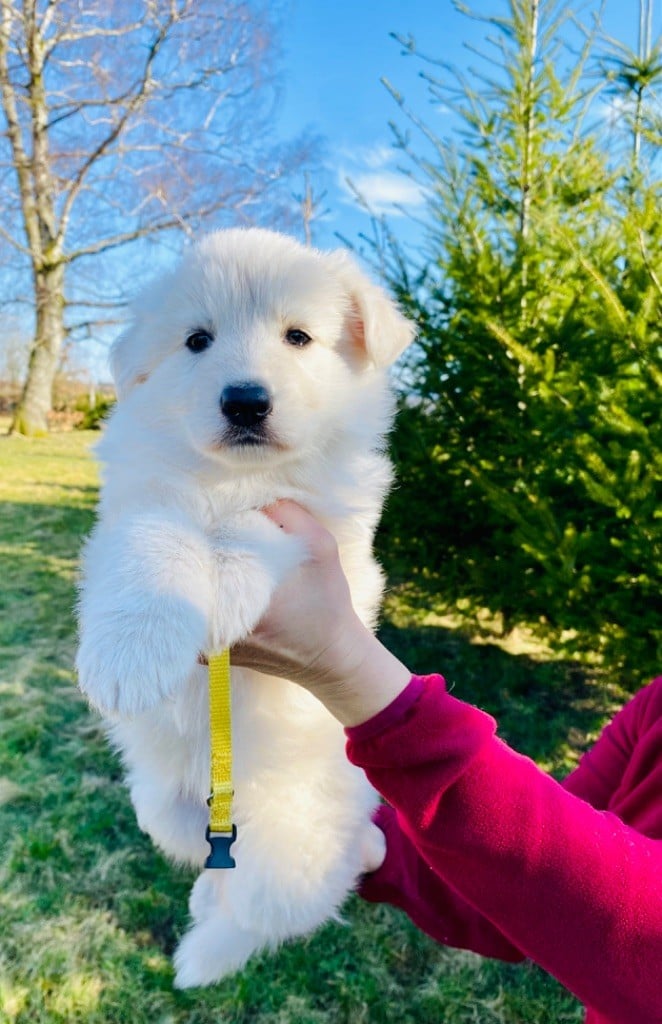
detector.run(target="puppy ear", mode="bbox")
[328,251,416,368]
[110,272,174,398]
[109,324,151,399]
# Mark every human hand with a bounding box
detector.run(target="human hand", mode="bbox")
[232,501,411,727]
[361,821,387,874]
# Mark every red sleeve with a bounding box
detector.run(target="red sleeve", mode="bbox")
[562,677,661,818]
[346,675,662,1024]
[360,802,525,962]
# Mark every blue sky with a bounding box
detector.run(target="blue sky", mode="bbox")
[6,0,653,382]
[273,0,659,251]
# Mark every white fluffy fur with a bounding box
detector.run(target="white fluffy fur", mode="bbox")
[76,228,414,987]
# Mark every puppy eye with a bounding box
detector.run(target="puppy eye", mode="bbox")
[185,329,214,354]
[285,328,312,347]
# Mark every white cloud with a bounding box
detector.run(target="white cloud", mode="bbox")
[594,94,636,128]
[336,142,396,170]
[339,169,427,216]
[333,140,427,217]
[361,144,397,169]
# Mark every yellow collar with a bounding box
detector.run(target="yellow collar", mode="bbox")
[205,649,236,868]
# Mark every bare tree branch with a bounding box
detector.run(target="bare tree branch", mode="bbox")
[56,8,179,247]
[0,0,311,433]
[0,217,30,255]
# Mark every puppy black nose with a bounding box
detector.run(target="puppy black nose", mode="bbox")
[220,383,272,427]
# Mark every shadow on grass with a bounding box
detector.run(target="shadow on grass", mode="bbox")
[0,501,96,657]
[23,481,100,498]
[0,495,96,543]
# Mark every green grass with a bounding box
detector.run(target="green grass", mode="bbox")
[0,430,624,1023]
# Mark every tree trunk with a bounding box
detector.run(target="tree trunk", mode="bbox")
[10,264,65,436]
[518,0,540,327]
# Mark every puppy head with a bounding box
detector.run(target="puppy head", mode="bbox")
[110,229,415,469]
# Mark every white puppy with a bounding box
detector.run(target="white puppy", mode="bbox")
[76,228,414,988]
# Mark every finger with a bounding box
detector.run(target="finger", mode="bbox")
[230,641,254,668]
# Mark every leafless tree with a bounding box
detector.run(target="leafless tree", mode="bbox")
[0,0,308,434]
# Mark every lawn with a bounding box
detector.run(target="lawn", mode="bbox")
[0,430,625,1024]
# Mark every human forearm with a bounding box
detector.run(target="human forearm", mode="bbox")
[297,624,411,727]
[360,802,525,962]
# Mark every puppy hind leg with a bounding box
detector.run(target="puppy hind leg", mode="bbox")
[130,779,209,867]
[174,917,270,989]
[174,870,269,987]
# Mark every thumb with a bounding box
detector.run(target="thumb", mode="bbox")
[263,501,337,558]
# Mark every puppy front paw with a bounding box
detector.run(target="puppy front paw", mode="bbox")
[77,597,208,717]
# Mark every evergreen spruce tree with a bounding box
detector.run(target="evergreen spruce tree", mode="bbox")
[380,0,661,682]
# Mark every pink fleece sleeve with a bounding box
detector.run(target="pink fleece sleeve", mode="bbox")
[360,802,525,962]
[346,675,662,1024]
